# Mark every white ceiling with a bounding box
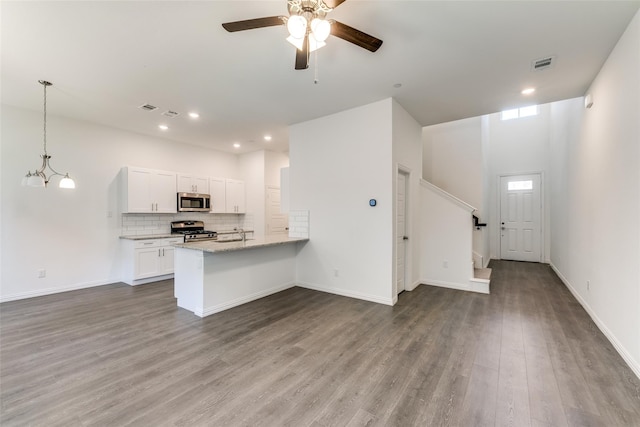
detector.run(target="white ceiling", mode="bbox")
[2,1,639,154]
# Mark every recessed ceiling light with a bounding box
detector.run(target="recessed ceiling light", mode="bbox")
[393,83,402,88]
[264,135,272,141]
[233,143,241,148]
[522,88,536,95]
[158,124,169,131]
[188,112,200,119]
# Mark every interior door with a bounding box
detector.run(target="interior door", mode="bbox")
[500,174,541,262]
[266,186,288,235]
[396,171,409,294]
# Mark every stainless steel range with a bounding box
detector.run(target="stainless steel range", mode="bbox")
[171,220,217,242]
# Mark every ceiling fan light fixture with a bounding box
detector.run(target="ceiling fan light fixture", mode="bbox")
[311,18,331,42]
[286,35,325,52]
[287,15,307,39]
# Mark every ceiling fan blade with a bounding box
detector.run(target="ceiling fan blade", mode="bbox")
[295,34,310,70]
[222,16,285,32]
[330,20,383,52]
[323,0,347,9]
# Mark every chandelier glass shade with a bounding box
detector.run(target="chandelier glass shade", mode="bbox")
[23,80,75,189]
[285,11,331,52]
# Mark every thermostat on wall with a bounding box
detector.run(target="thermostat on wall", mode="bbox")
[369,199,377,207]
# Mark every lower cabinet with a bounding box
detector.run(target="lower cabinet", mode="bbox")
[121,237,183,285]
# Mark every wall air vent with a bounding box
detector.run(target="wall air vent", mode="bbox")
[162,110,180,118]
[531,56,555,71]
[139,103,158,111]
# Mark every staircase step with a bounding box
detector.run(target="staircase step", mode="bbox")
[474,267,492,281]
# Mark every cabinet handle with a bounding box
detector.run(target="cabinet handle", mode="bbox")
[162,248,165,256]
[158,249,161,256]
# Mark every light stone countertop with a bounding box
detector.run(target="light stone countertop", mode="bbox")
[120,229,254,241]
[173,235,308,253]
[119,234,177,240]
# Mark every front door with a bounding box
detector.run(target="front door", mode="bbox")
[500,174,542,262]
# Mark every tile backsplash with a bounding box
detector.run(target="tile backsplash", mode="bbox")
[121,213,254,236]
[288,210,310,238]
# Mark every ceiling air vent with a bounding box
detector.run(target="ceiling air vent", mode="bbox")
[531,56,555,71]
[162,110,180,118]
[139,103,158,111]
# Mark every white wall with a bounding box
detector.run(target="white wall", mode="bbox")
[240,150,265,236]
[420,181,474,290]
[239,150,290,238]
[487,104,551,262]
[1,105,240,301]
[550,9,640,377]
[289,99,395,305]
[423,117,483,208]
[391,99,423,294]
[264,150,289,188]
[422,116,488,266]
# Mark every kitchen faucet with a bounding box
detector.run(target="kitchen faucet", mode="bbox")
[237,228,246,242]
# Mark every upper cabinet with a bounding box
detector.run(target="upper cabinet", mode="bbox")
[177,174,209,194]
[122,167,245,215]
[210,177,245,214]
[122,166,177,213]
[209,177,227,213]
[225,179,246,214]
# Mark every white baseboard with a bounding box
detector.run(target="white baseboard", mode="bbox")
[197,281,296,317]
[421,278,471,292]
[420,278,490,295]
[296,281,394,306]
[469,278,490,294]
[123,274,174,286]
[406,280,421,292]
[550,263,640,380]
[0,278,119,303]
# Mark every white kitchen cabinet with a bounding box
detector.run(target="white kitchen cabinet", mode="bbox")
[122,166,177,213]
[121,237,183,285]
[177,174,209,194]
[209,177,227,213]
[225,179,246,214]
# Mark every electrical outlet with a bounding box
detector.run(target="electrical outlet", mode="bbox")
[334,269,339,277]
[443,260,448,268]
[38,269,46,278]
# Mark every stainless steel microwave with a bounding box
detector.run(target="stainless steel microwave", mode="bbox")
[177,192,211,212]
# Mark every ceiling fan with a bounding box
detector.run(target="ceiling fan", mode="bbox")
[222,0,383,70]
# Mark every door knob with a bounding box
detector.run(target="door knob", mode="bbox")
[403,236,409,240]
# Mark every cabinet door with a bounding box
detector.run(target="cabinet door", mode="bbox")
[234,180,246,213]
[177,174,209,194]
[193,176,209,194]
[159,246,175,275]
[225,179,245,213]
[153,171,177,213]
[177,174,194,193]
[210,177,227,213]
[135,247,161,279]
[125,167,154,213]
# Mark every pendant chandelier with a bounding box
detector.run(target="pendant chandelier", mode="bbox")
[22,80,75,189]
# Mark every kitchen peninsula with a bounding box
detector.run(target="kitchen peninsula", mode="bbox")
[173,236,308,317]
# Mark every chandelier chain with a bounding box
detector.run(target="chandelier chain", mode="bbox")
[43,81,48,156]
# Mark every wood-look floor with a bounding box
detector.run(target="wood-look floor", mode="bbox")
[1,260,639,426]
